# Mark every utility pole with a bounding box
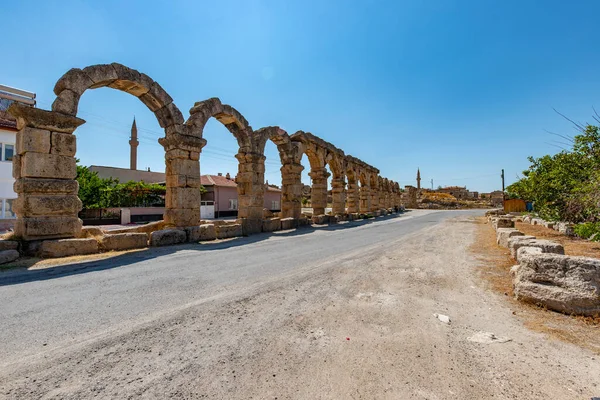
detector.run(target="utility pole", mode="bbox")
[501,169,505,192]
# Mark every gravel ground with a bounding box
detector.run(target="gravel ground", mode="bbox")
[1,214,599,399]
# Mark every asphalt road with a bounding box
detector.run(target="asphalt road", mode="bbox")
[0,209,461,364]
[1,209,599,399]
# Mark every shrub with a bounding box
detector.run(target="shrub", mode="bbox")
[574,222,600,240]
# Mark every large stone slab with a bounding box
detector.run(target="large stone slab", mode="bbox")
[216,224,243,239]
[493,217,515,230]
[510,238,564,261]
[496,228,524,248]
[280,217,298,230]
[507,235,536,259]
[20,152,76,179]
[262,218,281,232]
[199,224,216,241]
[511,252,600,316]
[0,240,19,251]
[100,233,148,251]
[37,238,98,258]
[15,216,82,240]
[0,250,19,265]
[312,214,328,225]
[150,229,186,247]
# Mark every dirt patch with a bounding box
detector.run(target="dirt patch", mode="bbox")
[515,221,600,258]
[470,216,600,355]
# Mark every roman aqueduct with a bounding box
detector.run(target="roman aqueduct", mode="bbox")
[8,63,402,241]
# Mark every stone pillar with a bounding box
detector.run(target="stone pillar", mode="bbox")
[161,132,205,227]
[9,104,84,240]
[359,185,371,213]
[309,167,329,215]
[281,162,303,219]
[370,188,379,212]
[236,151,265,234]
[331,176,346,215]
[346,180,359,213]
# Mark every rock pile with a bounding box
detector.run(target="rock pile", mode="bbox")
[488,213,600,317]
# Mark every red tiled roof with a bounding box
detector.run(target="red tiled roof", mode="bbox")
[201,174,237,187]
[0,110,16,131]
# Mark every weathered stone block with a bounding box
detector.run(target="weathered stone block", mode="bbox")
[15,216,82,240]
[163,208,200,227]
[51,89,80,116]
[14,194,82,216]
[0,250,19,265]
[493,217,515,230]
[20,152,76,179]
[16,127,51,154]
[199,224,216,241]
[312,214,328,225]
[166,187,200,209]
[8,103,85,134]
[78,226,103,238]
[557,222,575,236]
[262,218,281,232]
[51,132,76,156]
[512,253,600,316]
[100,233,148,251]
[240,218,262,235]
[166,158,199,177]
[496,228,524,248]
[507,236,536,259]
[185,226,201,242]
[83,64,119,88]
[216,224,243,239]
[14,178,79,194]
[511,238,564,261]
[38,238,98,258]
[150,229,186,246]
[280,217,297,230]
[53,68,94,96]
[155,102,184,128]
[0,240,18,251]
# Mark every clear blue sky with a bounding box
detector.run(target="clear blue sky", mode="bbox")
[3,0,600,192]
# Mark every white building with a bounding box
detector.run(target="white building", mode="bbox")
[0,85,36,228]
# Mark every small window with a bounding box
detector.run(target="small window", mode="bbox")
[271,200,280,210]
[4,199,15,219]
[4,144,14,161]
[229,199,238,210]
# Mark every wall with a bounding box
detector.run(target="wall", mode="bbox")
[0,129,16,218]
[215,186,238,216]
[264,190,282,211]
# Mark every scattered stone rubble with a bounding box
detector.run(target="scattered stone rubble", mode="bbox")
[487,210,600,317]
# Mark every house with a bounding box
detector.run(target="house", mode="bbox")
[0,85,36,229]
[89,165,166,183]
[437,186,470,199]
[200,173,282,218]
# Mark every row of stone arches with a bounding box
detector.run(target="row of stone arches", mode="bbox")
[8,63,402,240]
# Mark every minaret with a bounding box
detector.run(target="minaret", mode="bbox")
[129,117,139,170]
[416,168,421,190]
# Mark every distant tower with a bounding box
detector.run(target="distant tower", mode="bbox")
[129,117,139,170]
[416,168,421,191]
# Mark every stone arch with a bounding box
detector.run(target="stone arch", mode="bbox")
[186,98,263,231]
[255,126,305,219]
[10,63,203,240]
[52,63,184,132]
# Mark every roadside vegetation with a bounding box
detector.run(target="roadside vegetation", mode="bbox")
[507,114,600,238]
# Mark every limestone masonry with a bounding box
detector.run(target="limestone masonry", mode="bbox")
[8,63,402,242]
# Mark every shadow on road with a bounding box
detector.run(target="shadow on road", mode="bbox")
[0,211,412,287]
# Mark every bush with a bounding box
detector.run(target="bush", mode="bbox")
[573,222,600,240]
